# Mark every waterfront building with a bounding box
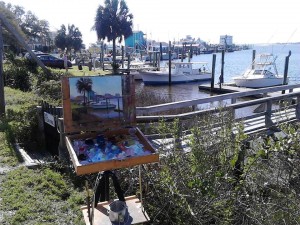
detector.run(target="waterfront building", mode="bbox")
[220,35,233,46]
[125,31,147,53]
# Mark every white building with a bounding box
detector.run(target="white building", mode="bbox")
[219,35,233,46]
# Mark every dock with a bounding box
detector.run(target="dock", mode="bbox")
[198,82,264,93]
[198,83,296,98]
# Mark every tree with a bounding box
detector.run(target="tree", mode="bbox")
[55,24,83,53]
[67,24,83,52]
[55,24,66,51]
[0,2,26,52]
[76,78,93,105]
[93,0,133,72]
[0,2,51,53]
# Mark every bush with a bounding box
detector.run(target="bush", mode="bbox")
[6,104,40,148]
[138,117,300,224]
[34,68,64,86]
[30,68,66,103]
[3,58,34,91]
[4,87,46,149]
[35,80,62,103]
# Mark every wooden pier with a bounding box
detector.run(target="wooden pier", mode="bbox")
[199,82,252,93]
[136,84,300,146]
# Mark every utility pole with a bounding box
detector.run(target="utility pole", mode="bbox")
[0,21,5,117]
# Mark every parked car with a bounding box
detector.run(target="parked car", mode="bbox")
[36,54,72,69]
[24,51,46,59]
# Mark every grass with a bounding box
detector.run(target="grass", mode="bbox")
[4,87,40,110]
[0,87,87,224]
[0,131,20,167]
[52,65,111,76]
[0,123,86,225]
[0,87,39,166]
[0,166,85,225]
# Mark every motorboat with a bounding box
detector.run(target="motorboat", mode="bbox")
[141,61,212,85]
[123,57,150,80]
[233,53,286,88]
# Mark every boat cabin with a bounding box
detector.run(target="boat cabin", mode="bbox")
[165,62,210,75]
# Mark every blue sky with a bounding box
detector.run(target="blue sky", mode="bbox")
[4,0,300,46]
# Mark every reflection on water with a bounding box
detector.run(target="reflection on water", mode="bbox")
[135,81,280,119]
[135,80,229,111]
[135,80,212,102]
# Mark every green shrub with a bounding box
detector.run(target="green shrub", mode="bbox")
[34,68,64,86]
[3,58,33,91]
[4,87,43,149]
[6,104,39,148]
[34,80,62,103]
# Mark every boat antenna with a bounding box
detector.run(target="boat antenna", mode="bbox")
[279,28,297,52]
[271,29,297,66]
[266,33,276,45]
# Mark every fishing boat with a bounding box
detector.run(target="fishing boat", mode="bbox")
[91,100,116,109]
[233,53,286,88]
[141,61,212,85]
[123,57,151,80]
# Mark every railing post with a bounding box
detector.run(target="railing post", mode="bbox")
[174,121,182,150]
[296,96,300,120]
[231,97,236,119]
[36,105,46,149]
[57,118,68,161]
[265,100,273,128]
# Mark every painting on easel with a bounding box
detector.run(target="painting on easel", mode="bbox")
[62,75,136,133]
[68,76,123,122]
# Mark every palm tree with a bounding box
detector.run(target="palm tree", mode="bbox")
[93,0,133,73]
[76,78,93,105]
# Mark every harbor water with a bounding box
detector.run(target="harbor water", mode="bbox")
[135,43,300,102]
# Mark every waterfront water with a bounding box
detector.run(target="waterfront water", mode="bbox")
[135,43,300,102]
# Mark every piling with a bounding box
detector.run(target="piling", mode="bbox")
[211,54,216,91]
[101,42,105,70]
[181,43,184,62]
[121,46,124,68]
[168,41,171,85]
[282,50,292,94]
[156,52,160,68]
[127,54,130,70]
[219,50,225,89]
[152,52,156,67]
[252,50,256,69]
[160,43,163,61]
[149,52,152,64]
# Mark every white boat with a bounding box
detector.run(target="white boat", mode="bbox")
[124,57,152,80]
[91,100,116,109]
[233,53,286,88]
[141,61,212,85]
